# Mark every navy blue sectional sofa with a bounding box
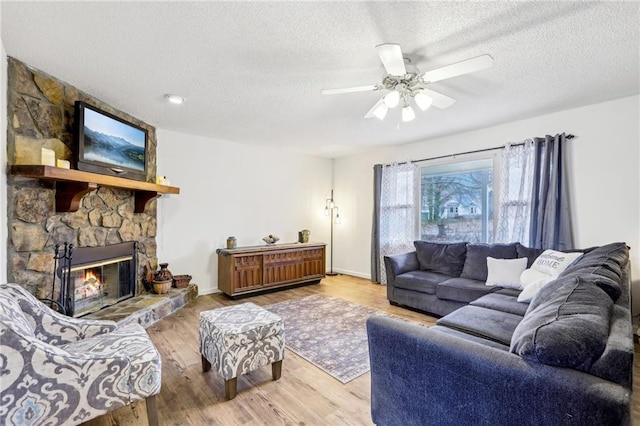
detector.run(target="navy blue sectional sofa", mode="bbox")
[384,241,545,317]
[369,242,633,425]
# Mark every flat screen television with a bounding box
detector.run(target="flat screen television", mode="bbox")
[74,101,148,181]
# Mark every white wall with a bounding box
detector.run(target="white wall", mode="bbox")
[1,26,8,283]
[156,129,333,295]
[334,95,640,315]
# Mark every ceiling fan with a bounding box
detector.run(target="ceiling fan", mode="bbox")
[321,44,493,122]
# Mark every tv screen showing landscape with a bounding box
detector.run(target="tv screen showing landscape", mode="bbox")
[82,107,146,172]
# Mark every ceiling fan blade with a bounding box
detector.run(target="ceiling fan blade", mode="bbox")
[420,54,493,83]
[418,88,456,109]
[321,85,380,95]
[376,43,406,76]
[364,97,386,119]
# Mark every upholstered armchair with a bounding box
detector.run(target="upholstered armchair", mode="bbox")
[0,283,162,426]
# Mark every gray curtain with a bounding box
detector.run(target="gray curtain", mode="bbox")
[529,133,574,250]
[371,164,383,283]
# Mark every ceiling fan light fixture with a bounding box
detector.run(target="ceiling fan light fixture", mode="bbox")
[402,105,415,122]
[414,92,433,111]
[373,102,388,120]
[383,90,400,108]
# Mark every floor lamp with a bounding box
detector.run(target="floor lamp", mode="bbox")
[324,190,341,276]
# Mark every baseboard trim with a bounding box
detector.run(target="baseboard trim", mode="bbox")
[328,268,371,280]
[198,287,222,296]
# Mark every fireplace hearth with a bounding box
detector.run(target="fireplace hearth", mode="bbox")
[57,242,137,317]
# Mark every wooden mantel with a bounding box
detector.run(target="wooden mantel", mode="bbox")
[10,165,180,213]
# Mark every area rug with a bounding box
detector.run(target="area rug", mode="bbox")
[265,294,394,384]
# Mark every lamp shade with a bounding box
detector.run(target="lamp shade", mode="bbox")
[402,105,415,122]
[414,92,433,111]
[373,102,388,120]
[383,90,400,108]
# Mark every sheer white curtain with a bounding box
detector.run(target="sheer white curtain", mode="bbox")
[496,140,535,245]
[379,161,417,283]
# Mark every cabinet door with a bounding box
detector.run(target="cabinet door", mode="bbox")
[233,255,263,292]
[263,250,304,286]
[302,248,325,277]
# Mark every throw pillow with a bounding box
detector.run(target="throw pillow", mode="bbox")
[413,241,467,277]
[510,276,613,372]
[531,250,583,276]
[517,274,555,303]
[520,268,552,287]
[485,257,528,289]
[460,243,518,282]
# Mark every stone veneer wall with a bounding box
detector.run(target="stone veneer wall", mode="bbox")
[5,58,158,299]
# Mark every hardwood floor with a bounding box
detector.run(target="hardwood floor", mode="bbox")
[83,275,639,425]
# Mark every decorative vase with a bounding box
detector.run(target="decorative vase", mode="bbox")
[153,263,173,293]
[154,263,173,282]
[227,236,237,249]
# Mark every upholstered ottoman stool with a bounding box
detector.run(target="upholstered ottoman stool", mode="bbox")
[199,303,285,399]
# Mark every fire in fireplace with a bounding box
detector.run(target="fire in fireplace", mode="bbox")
[57,242,137,317]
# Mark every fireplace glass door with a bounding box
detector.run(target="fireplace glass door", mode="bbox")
[65,255,134,317]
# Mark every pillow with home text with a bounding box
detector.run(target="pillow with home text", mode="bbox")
[531,250,583,277]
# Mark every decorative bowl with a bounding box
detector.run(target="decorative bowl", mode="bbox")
[262,235,280,244]
[153,280,172,294]
[173,274,192,289]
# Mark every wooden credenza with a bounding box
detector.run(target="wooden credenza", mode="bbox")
[216,242,326,297]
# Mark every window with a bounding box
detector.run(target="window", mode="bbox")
[419,157,494,243]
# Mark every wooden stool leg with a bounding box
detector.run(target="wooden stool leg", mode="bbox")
[201,355,211,372]
[146,394,159,426]
[272,360,282,380]
[225,377,237,400]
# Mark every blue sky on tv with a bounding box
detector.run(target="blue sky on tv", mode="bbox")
[85,108,145,148]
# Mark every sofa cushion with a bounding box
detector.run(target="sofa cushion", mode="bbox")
[394,270,450,295]
[470,293,529,316]
[429,324,510,351]
[485,257,527,289]
[561,242,627,276]
[437,305,523,346]
[413,241,467,277]
[516,243,545,268]
[493,287,521,297]
[559,242,628,301]
[560,266,622,302]
[510,276,613,372]
[460,243,517,281]
[436,277,497,303]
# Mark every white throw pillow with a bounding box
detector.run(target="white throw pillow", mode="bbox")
[520,268,552,288]
[530,250,583,276]
[485,257,528,289]
[517,275,556,303]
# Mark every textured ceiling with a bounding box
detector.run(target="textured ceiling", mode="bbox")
[2,1,639,158]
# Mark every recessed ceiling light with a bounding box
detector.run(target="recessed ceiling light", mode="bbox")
[164,94,184,105]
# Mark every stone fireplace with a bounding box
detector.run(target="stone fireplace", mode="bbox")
[6,58,159,304]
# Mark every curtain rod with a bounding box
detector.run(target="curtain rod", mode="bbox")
[388,134,575,166]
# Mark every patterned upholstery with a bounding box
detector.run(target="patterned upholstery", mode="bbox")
[0,283,162,426]
[200,303,284,380]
